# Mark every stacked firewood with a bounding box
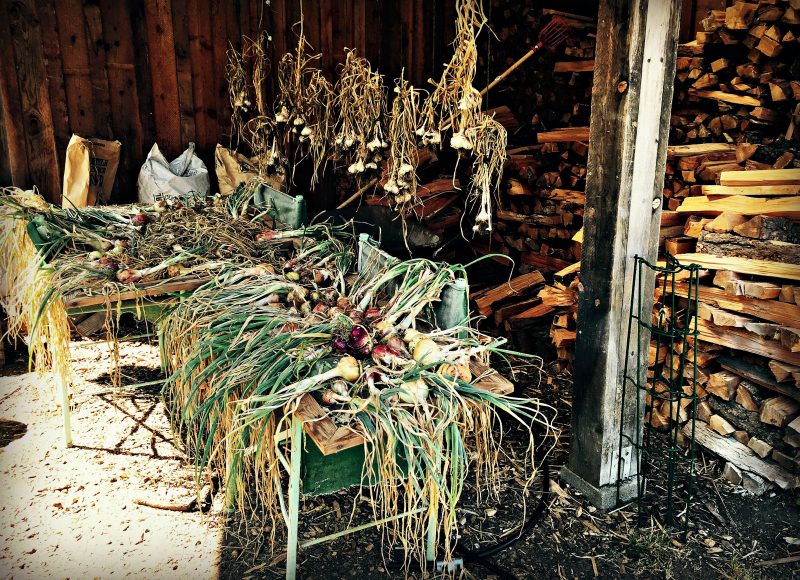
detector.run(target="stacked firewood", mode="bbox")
[474,23,594,368]
[652,0,800,490]
[671,1,800,150]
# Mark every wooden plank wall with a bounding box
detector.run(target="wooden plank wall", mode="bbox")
[0,0,449,203]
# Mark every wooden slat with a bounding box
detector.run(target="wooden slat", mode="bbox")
[100,0,146,202]
[0,74,11,184]
[62,278,209,309]
[129,0,157,165]
[673,253,800,281]
[82,0,113,139]
[699,185,800,196]
[294,393,365,456]
[7,0,61,199]
[55,0,96,136]
[35,0,70,198]
[720,169,800,186]
[186,0,218,153]
[676,195,800,218]
[144,0,182,157]
[0,0,30,187]
[171,0,197,147]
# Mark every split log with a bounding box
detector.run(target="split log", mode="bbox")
[472,271,545,316]
[537,127,590,143]
[780,327,800,352]
[696,232,800,264]
[760,396,800,427]
[686,422,798,489]
[718,355,800,402]
[769,360,800,383]
[696,319,800,366]
[658,283,800,325]
[733,216,800,243]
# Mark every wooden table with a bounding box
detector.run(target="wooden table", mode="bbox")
[282,360,513,579]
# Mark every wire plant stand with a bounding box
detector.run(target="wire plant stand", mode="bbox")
[617,253,701,536]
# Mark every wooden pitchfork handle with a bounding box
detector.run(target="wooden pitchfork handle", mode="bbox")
[480,42,544,97]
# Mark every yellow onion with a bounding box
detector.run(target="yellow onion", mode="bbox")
[335,356,361,382]
[438,362,472,383]
[413,338,441,365]
[398,378,429,405]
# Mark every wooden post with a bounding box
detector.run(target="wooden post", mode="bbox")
[560,0,682,508]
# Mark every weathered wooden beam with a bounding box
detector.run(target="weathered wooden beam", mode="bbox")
[562,0,683,509]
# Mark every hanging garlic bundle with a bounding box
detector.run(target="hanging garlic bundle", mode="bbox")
[385,74,421,218]
[334,49,387,177]
[240,33,282,178]
[275,20,334,189]
[467,115,507,234]
[418,0,487,149]
[225,43,250,149]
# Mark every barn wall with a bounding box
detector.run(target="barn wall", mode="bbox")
[0,0,454,203]
[0,0,697,205]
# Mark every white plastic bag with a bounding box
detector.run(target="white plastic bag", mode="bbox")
[137,142,210,203]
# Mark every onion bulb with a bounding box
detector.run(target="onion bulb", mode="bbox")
[399,378,429,404]
[438,362,472,383]
[413,338,441,365]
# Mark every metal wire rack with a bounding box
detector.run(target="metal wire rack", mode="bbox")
[617,253,701,535]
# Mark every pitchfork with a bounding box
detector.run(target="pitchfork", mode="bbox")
[480,16,571,97]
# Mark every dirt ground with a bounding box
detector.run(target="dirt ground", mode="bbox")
[0,338,798,579]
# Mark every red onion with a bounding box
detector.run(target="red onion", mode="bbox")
[365,307,381,320]
[348,326,372,356]
[332,336,348,353]
[116,269,141,284]
[371,344,405,367]
[131,213,150,226]
[312,303,328,314]
[385,335,410,357]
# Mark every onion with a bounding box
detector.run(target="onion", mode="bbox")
[439,362,472,383]
[88,250,104,260]
[116,269,141,284]
[285,271,300,282]
[364,307,381,320]
[335,356,361,382]
[398,378,429,404]
[413,338,441,365]
[348,326,372,357]
[371,344,405,367]
[131,213,150,226]
[332,336,348,353]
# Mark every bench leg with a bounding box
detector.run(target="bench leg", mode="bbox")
[286,416,302,580]
[425,494,438,564]
[56,371,72,448]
